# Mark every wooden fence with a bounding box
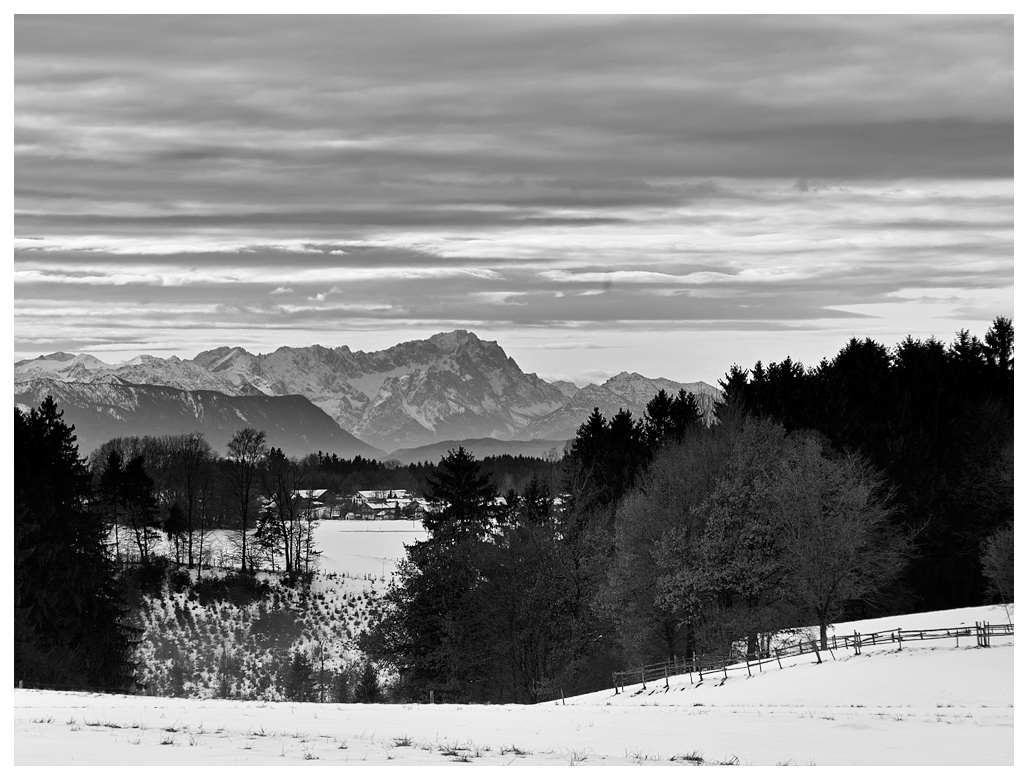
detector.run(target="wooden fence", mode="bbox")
[611,620,1014,694]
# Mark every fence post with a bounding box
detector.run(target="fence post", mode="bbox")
[854,631,860,656]
[774,649,782,670]
[897,629,902,651]
[641,666,646,690]
[696,653,703,682]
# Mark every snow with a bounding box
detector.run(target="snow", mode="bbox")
[13,604,1014,765]
[315,520,426,579]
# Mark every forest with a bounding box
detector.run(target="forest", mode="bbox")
[13,318,1014,703]
[361,317,1014,704]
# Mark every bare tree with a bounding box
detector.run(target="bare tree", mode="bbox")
[168,433,216,568]
[981,522,1014,604]
[259,447,310,572]
[226,428,268,571]
[776,434,909,650]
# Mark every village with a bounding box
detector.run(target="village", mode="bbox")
[284,488,565,525]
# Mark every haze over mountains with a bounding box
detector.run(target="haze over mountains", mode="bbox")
[15,331,719,459]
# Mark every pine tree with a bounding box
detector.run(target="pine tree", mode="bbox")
[14,397,134,691]
[164,503,188,565]
[284,650,315,701]
[353,659,380,703]
[361,447,496,702]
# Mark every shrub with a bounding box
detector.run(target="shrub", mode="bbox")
[191,571,270,607]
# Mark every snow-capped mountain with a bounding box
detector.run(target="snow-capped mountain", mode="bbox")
[15,332,721,454]
[194,331,570,450]
[600,371,718,411]
[14,351,264,396]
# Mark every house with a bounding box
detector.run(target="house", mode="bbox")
[260,488,343,520]
[351,489,424,522]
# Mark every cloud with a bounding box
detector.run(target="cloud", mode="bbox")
[13,16,1013,383]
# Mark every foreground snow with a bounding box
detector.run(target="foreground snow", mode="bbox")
[14,604,1013,765]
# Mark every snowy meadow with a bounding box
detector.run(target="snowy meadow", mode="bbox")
[14,604,1013,765]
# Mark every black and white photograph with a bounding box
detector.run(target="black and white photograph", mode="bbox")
[12,12,1014,765]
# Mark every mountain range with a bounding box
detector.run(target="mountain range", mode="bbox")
[15,331,720,459]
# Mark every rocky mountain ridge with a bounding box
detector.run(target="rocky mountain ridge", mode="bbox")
[15,332,720,454]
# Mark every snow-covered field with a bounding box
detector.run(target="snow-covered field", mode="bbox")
[14,604,1013,765]
[149,520,426,581]
[314,519,426,579]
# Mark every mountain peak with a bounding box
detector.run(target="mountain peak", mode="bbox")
[428,330,480,352]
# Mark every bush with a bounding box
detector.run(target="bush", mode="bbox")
[168,568,191,594]
[250,609,303,647]
[116,557,173,608]
[191,571,270,607]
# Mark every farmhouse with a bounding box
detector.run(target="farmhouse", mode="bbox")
[351,489,425,521]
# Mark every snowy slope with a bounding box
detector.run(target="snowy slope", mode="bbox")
[13,604,1014,765]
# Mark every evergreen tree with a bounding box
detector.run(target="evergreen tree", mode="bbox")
[122,454,160,563]
[361,447,496,702]
[96,449,126,564]
[353,659,381,703]
[422,445,496,540]
[164,503,188,565]
[14,397,134,690]
[284,650,315,701]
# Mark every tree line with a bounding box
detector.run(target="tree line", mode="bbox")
[87,434,563,573]
[361,318,1013,704]
[13,400,560,692]
[14,317,1013,698]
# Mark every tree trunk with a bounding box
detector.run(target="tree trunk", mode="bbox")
[746,632,758,661]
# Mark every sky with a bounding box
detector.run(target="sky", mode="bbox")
[13,14,1014,386]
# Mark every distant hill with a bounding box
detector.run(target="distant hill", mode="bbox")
[387,437,569,465]
[14,377,385,460]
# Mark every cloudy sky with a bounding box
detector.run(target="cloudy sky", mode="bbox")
[13,15,1013,385]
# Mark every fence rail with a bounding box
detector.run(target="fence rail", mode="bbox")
[612,620,1014,693]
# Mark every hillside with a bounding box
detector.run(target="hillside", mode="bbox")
[13,603,1013,765]
[14,377,385,459]
[126,568,388,702]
